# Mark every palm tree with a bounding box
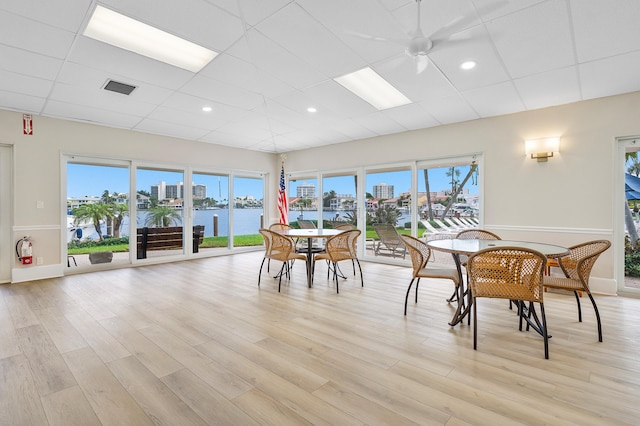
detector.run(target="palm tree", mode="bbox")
[440,162,478,219]
[72,202,110,241]
[110,203,129,238]
[144,205,182,227]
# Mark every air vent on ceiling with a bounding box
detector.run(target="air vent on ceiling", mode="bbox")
[103,80,137,95]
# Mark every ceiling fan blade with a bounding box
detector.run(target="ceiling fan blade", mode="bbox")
[427,0,508,42]
[416,55,429,74]
[344,29,408,46]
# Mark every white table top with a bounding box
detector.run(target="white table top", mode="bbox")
[426,238,570,258]
[280,228,344,238]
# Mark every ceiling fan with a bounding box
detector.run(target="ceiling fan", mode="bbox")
[360,0,506,75]
[405,0,433,74]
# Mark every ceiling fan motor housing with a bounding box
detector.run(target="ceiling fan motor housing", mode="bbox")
[407,36,433,56]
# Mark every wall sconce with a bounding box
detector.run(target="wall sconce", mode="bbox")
[525,137,560,162]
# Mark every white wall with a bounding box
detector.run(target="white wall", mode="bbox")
[4,91,640,290]
[0,110,278,282]
[279,92,640,294]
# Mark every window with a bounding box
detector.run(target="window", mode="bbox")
[192,172,230,252]
[232,175,264,247]
[288,176,319,227]
[66,160,131,268]
[136,167,185,259]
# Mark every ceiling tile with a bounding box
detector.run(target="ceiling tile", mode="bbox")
[514,66,581,110]
[43,100,143,128]
[0,10,75,58]
[0,69,53,98]
[0,90,45,113]
[579,50,640,100]
[255,3,364,78]
[420,94,479,124]
[0,45,63,80]
[0,0,90,32]
[134,118,211,140]
[462,81,525,117]
[487,0,574,78]
[571,0,640,63]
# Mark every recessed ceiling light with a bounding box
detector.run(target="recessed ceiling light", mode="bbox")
[334,67,412,110]
[460,61,476,70]
[307,107,317,113]
[84,5,218,72]
[202,106,212,112]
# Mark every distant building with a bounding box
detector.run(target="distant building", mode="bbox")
[373,182,393,199]
[151,181,207,201]
[297,182,316,198]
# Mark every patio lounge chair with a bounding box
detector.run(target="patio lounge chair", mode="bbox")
[420,220,456,240]
[433,218,463,233]
[372,223,406,259]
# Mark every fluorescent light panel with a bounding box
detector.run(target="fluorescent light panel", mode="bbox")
[84,5,218,72]
[334,67,412,110]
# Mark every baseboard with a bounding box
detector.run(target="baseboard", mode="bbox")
[12,264,64,283]
[589,277,617,296]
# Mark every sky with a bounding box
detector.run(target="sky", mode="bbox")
[67,163,477,200]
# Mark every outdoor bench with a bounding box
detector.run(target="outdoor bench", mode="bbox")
[136,225,204,259]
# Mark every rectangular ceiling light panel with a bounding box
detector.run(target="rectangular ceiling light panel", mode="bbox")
[334,67,412,110]
[84,5,218,72]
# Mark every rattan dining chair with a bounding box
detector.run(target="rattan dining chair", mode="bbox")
[314,229,362,293]
[543,239,611,342]
[268,223,293,272]
[467,246,549,359]
[399,234,460,315]
[258,228,307,292]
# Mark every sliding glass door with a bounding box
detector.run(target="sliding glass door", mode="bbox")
[66,160,130,268]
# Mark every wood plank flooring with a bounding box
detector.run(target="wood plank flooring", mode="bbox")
[2,251,640,425]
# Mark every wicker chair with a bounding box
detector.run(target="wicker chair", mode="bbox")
[258,228,307,292]
[268,223,293,271]
[467,246,549,359]
[372,223,407,259]
[543,240,611,342]
[314,229,362,293]
[399,235,460,316]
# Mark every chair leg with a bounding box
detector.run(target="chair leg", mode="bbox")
[540,302,549,359]
[258,257,266,287]
[278,262,283,292]
[473,297,478,350]
[414,278,421,303]
[573,290,583,322]
[587,293,603,342]
[404,278,416,315]
[355,258,363,287]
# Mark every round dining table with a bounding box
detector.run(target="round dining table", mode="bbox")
[426,238,570,327]
[278,228,344,287]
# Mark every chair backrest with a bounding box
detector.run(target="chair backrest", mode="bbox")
[450,217,471,229]
[456,229,501,240]
[298,220,316,229]
[433,219,460,231]
[558,240,611,287]
[399,235,430,277]
[259,228,295,261]
[467,246,546,303]
[373,223,402,244]
[324,229,361,261]
[335,223,356,231]
[269,223,292,231]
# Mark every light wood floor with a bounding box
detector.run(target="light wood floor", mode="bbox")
[2,252,639,425]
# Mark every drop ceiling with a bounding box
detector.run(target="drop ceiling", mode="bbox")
[2,0,640,153]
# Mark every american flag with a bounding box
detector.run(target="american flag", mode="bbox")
[277,165,289,224]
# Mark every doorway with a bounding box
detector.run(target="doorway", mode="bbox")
[618,137,640,295]
[0,145,11,282]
